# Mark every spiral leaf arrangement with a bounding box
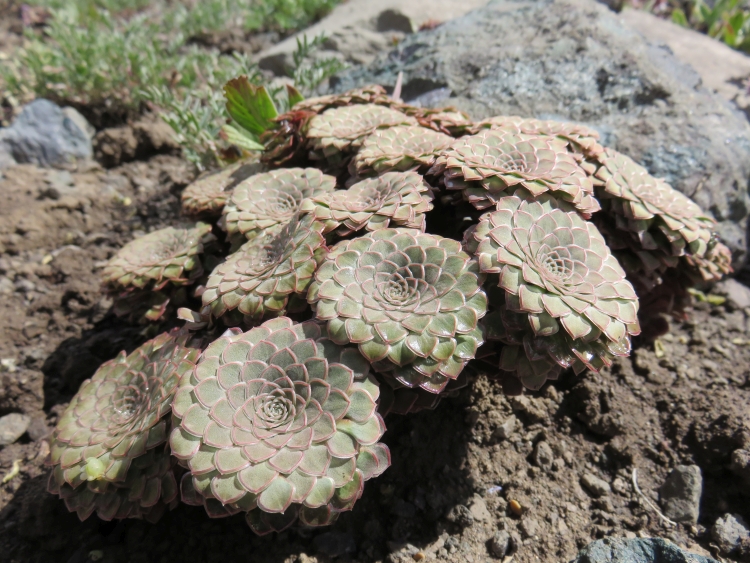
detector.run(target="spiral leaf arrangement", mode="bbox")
[48,82,732,533]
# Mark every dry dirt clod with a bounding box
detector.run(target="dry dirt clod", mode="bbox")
[489,530,511,558]
[581,473,611,498]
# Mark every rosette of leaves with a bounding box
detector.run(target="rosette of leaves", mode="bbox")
[466,193,640,386]
[594,148,716,259]
[47,331,200,522]
[222,168,336,246]
[401,107,474,137]
[683,236,733,282]
[308,228,487,394]
[169,317,390,535]
[351,126,454,176]
[201,215,327,325]
[102,223,216,321]
[181,160,263,217]
[305,104,418,168]
[429,129,600,217]
[300,171,434,236]
[470,115,605,159]
[263,87,396,168]
[291,85,393,113]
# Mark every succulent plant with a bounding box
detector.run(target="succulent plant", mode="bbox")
[400,107,473,136]
[182,161,263,217]
[305,104,418,167]
[470,115,604,159]
[222,168,336,246]
[683,236,733,283]
[466,192,640,387]
[103,223,215,292]
[201,215,327,325]
[594,148,716,258]
[429,129,600,217]
[169,317,389,535]
[47,331,200,521]
[300,171,434,236]
[352,126,454,176]
[291,85,393,114]
[308,228,487,394]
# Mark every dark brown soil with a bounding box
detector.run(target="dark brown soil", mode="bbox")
[0,150,748,563]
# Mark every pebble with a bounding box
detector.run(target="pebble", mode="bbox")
[659,465,702,524]
[581,473,611,497]
[489,531,510,558]
[520,517,540,538]
[711,513,750,554]
[446,504,474,528]
[532,440,554,468]
[0,413,31,446]
[468,495,492,522]
[714,278,750,309]
[494,415,517,440]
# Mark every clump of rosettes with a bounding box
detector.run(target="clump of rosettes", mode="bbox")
[101,223,216,321]
[47,331,200,522]
[70,81,733,535]
[170,317,389,535]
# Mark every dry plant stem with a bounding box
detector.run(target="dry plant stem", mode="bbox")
[631,468,676,527]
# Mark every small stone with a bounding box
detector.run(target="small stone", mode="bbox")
[581,473,611,497]
[711,513,750,555]
[714,279,750,310]
[659,465,702,524]
[532,441,554,468]
[0,413,31,446]
[446,504,474,528]
[494,415,517,440]
[469,494,492,522]
[612,477,629,495]
[26,416,50,442]
[376,8,414,33]
[730,449,750,482]
[520,517,540,538]
[313,532,355,558]
[489,530,510,558]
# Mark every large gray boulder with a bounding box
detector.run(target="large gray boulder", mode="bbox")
[333,0,750,266]
[570,537,718,563]
[0,99,93,169]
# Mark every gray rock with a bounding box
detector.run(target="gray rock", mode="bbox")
[569,537,719,562]
[714,278,750,310]
[333,0,750,265]
[489,530,511,558]
[533,440,554,468]
[659,465,702,524]
[0,413,31,446]
[711,513,750,555]
[0,99,93,169]
[581,473,611,497]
